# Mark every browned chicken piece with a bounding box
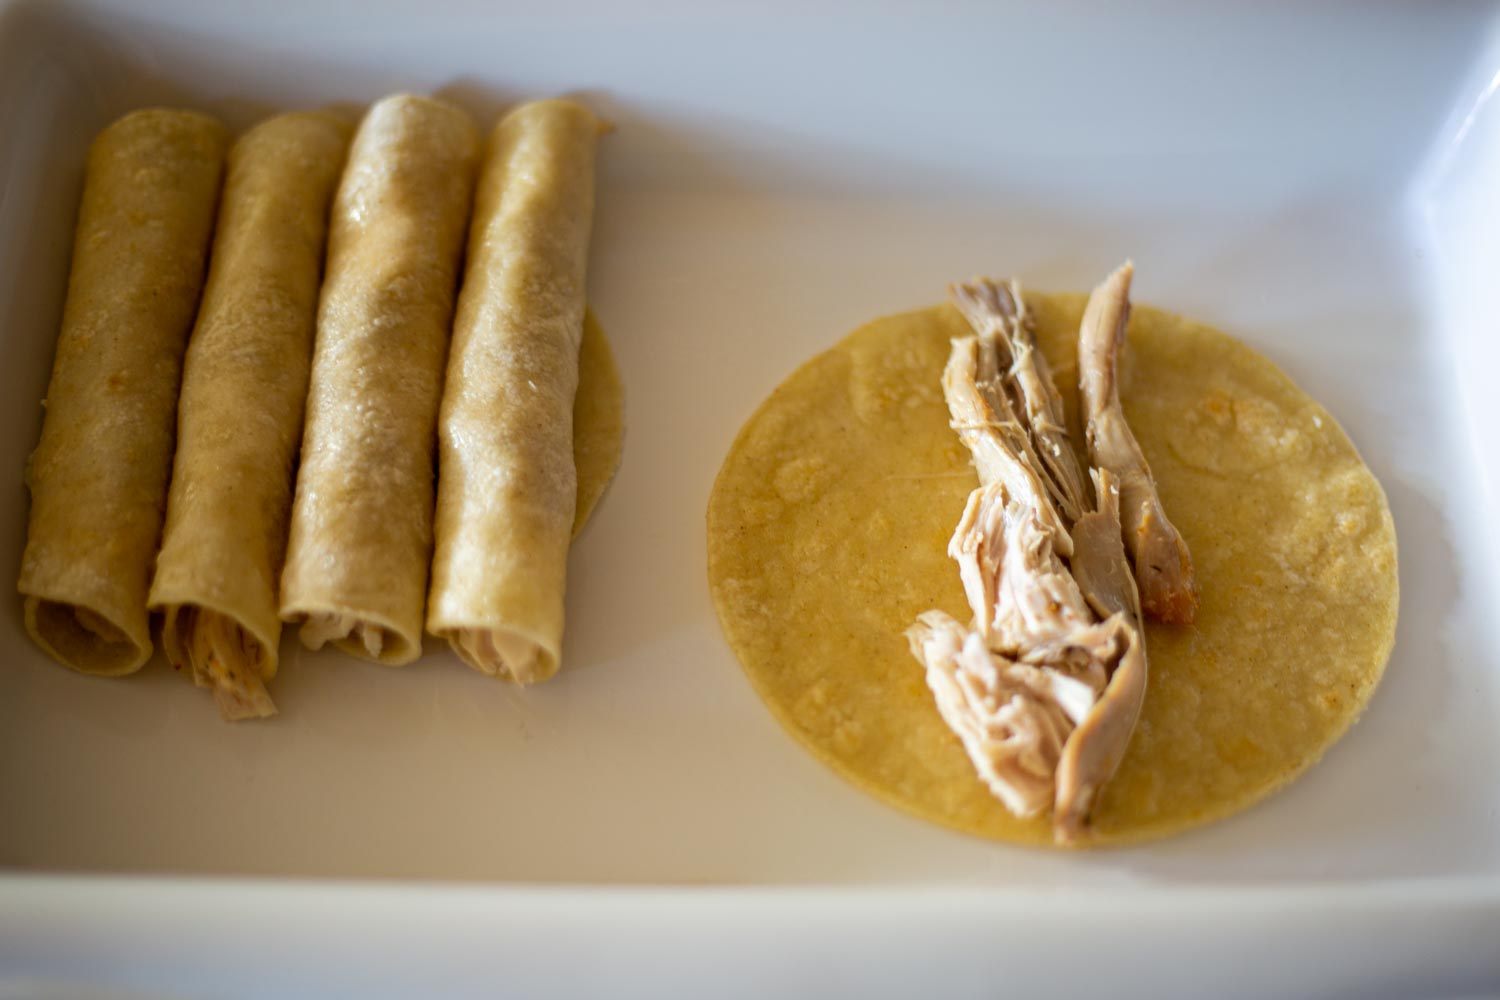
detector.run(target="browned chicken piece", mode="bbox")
[943,337,1073,556]
[1053,469,1148,844]
[951,278,1090,525]
[1078,261,1198,624]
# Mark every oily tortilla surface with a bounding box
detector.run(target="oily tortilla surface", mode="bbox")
[706,295,1398,846]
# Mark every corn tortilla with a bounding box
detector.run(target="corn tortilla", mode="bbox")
[279,94,480,666]
[706,294,1398,845]
[573,308,623,538]
[18,108,227,676]
[426,99,603,684]
[150,110,352,717]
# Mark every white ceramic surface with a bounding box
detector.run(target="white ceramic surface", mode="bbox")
[1,0,1497,995]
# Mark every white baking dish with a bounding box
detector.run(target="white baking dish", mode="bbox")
[1,1,1496,995]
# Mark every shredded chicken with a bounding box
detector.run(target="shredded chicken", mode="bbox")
[990,495,1095,652]
[943,331,1074,556]
[1071,468,1140,622]
[1078,261,1198,624]
[1053,469,1147,842]
[910,270,1177,844]
[909,610,1101,817]
[162,607,277,721]
[951,278,1089,524]
[451,628,544,684]
[300,613,386,659]
[949,479,1096,649]
[910,473,1142,842]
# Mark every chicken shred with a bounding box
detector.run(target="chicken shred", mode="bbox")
[162,607,277,721]
[909,269,1176,844]
[301,613,386,659]
[951,278,1090,524]
[1078,261,1198,624]
[451,628,545,684]
[909,610,1102,818]
[943,330,1074,556]
[1071,468,1141,622]
[1054,469,1147,842]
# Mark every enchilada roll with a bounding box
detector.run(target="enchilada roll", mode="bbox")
[18,108,227,676]
[426,99,604,684]
[150,111,352,719]
[279,94,479,665]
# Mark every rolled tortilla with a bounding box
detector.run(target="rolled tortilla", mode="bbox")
[279,94,479,665]
[18,109,227,676]
[426,99,604,684]
[149,111,352,719]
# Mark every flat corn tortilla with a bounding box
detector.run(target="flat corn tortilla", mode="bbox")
[707,294,1398,846]
[574,308,624,538]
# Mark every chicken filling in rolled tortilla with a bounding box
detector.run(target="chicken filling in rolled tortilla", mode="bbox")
[161,607,274,720]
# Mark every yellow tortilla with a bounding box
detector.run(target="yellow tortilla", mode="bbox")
[707,294,1398,845]
[573,308,624,538]
[280,94,480,666]
[150,111,352,718]
[427,99,603,684]
[18,108,228,676]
